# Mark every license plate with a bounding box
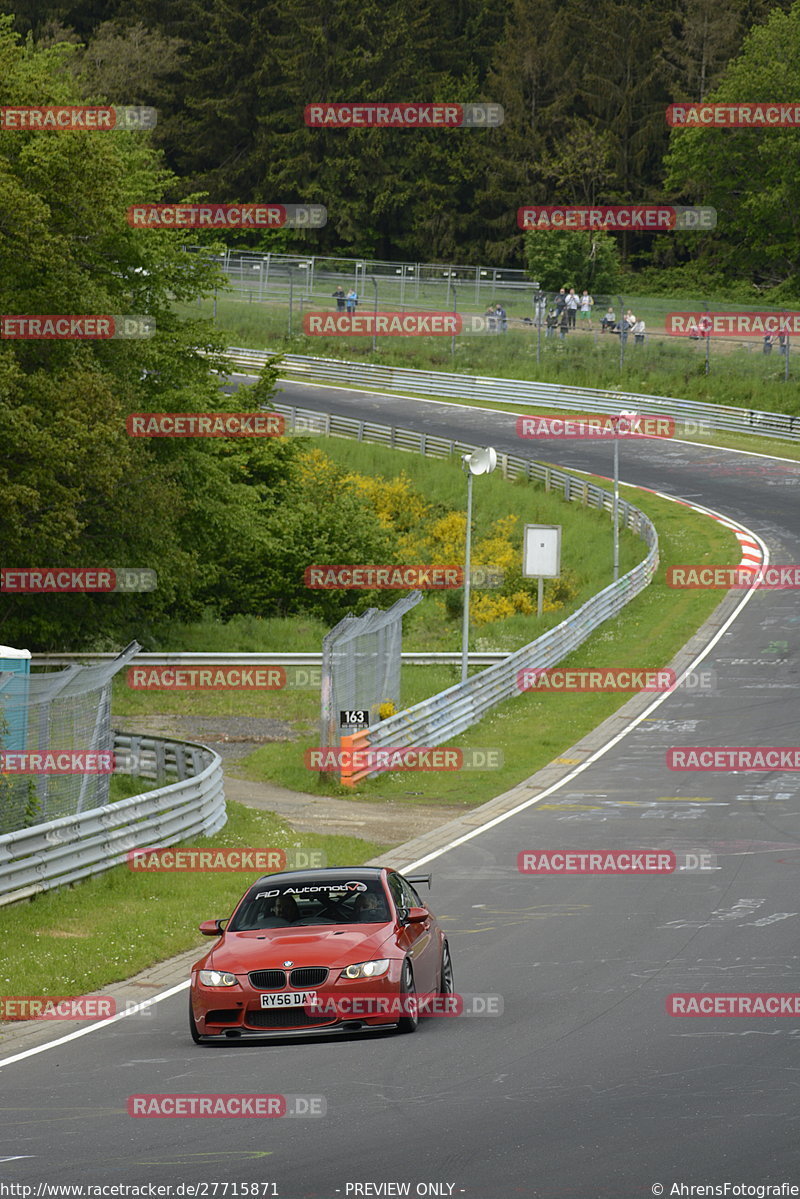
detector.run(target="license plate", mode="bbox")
[260,991,317,1008]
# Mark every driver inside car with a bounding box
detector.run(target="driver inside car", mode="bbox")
[353,892,387,921]
[274,894,300,923]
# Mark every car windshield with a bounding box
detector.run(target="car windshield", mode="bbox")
[228,879,391,930]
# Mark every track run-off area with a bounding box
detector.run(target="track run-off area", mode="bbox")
[2,377,799,1199]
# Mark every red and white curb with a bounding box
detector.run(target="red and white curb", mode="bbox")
[612,481,766,573]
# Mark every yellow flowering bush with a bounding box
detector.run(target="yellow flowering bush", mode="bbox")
[342,472,430,534]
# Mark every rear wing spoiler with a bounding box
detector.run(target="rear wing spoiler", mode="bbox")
[405,873,432,890]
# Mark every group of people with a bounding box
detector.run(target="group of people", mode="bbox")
[328,280,647,345]
[484,302,508,332]
[600,305,646,344]
[332,285,358,313]
[543,288,646,345]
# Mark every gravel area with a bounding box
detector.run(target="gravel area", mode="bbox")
[116,714,464,845]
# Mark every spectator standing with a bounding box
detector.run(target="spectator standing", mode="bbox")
[546,307,558,339]
[496,303,508,333]
[559,308,569,340]
[485,303,497,333]
[763,334,774,355]
[580,291,594,330]
[554,288,567,319]
[332,286,345,311]
[632,318,646,346]
[346,288,358,313]
[566,288,579,329]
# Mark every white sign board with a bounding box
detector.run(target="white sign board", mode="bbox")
[523,525,561,578]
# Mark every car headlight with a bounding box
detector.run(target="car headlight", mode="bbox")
[198,969,239,987]
[340,959,390,980]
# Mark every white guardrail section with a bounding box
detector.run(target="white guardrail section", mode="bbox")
[225,347,800,442]
[274,403,658,784]
[32,652,510,667]
[0,733,225,905]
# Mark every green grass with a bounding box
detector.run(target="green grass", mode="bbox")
[111,442,739,808]
[111,436,646,724]
[0,801,387,1002]
[232,476,739,805]
[182,291,800,421]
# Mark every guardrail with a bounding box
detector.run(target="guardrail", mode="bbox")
[32,652,509,667]
[0,733,225,906]
[225,346,800,443]
[265,403,658,783]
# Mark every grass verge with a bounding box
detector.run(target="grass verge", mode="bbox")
[232,476,740,804]
[1,801,387,1001]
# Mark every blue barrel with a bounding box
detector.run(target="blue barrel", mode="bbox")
[0,645,31,753]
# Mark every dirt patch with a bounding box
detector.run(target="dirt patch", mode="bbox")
[114,714,463,847]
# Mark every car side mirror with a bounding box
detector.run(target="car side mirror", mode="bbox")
[199,918,226,936]
[403,906,429,925]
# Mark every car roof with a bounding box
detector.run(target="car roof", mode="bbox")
[249,866,390,887]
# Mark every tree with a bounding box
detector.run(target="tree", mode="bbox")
[663,0,800,289]
[524,229,623,294]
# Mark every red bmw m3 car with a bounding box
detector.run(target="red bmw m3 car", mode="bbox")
[189,866,454,1041]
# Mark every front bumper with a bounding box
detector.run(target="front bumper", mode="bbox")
[190,962,406,1037]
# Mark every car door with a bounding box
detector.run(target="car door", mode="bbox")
[389,871,438,994]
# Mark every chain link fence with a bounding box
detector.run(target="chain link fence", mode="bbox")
[0,641,140,835]
[321,593,422,747]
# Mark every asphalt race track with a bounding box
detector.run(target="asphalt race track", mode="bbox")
[3,379,799,1199]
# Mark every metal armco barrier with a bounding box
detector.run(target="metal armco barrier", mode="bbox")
[0,733,225,906]
[224,347,800,442]
[269,403,659,783]
[32,651,508,667]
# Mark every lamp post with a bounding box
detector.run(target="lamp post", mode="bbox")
[461,447,498,683]
[369,276,378,352]
[611,410,639,582]
[451,281,458,359]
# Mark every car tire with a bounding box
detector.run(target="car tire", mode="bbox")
[397,959,419,1034]
[189,997,202,1044]
[440,942,454,994]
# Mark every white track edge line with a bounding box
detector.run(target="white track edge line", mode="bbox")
[0,981,189,1069]
[0,449,772,1067]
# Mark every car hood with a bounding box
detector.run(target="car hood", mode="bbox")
[208,925,395,972]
